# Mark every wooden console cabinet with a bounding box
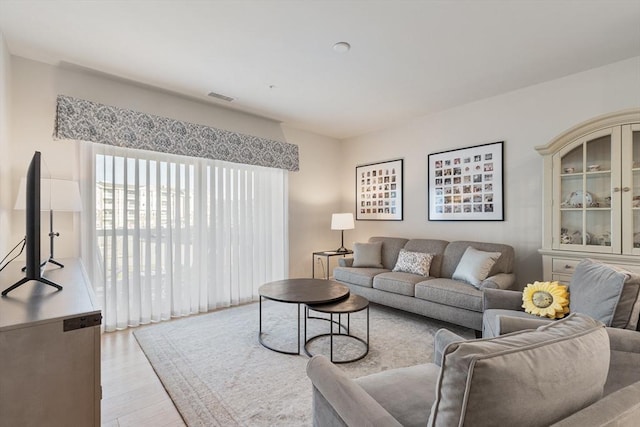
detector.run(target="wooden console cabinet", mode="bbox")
[0,259,101,427]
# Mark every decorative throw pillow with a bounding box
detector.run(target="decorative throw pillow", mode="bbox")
[392,249,434,276]
[522,281,570,319]
[352,241,383,268]
[451,246,502,288]
[569,258,640,329]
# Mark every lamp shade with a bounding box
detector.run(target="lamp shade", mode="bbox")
[331,213,354,230]
[14,178,82,212]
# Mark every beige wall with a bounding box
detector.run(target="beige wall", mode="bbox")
[8,56,342,278]
[283,126,343,278]
[0,33,11,257]
[339,56,640,285]
[7,53,640,286]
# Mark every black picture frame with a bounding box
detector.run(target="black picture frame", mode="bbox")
[356,159,403,221]
[428,141,504,221]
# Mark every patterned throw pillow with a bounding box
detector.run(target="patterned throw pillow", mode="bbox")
[392,249,434,276]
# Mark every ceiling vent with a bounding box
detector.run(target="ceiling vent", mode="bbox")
[207,91,234,102]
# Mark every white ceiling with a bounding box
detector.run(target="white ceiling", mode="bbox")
[1,0,639,139]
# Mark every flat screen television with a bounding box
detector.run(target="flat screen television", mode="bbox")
[1,151,62,296]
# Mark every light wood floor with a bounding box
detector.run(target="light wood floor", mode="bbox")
[101,327,186,427]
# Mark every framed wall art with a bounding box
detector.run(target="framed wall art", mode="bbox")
[356,159,403,221]
[428,141,504,221]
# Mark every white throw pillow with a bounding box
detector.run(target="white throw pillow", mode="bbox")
[452,246,501,288]
[352,241,383,268]
[392,249,434,276]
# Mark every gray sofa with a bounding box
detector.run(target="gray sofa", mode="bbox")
[333,236,516,331]
[307,313,640,427]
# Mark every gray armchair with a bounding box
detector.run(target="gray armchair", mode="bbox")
[307,313,640,427]
[483,258,640,338]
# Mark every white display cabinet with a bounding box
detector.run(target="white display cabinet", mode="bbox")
[536,109,640,283]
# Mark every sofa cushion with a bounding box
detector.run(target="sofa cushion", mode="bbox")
[428,313,610,427]
[334,267,389,288]
[352,241,383,268]
[415,278,483,312]
[356,363,440,427]
[440,241,514,279]
[403,239,449,277]
[369,237,409,270]
[451,246,502,288]
[392,249,434,276]
[307,356,402,427]
[569,258,640,330]
[373,272,427,296]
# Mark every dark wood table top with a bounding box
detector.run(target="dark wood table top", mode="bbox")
[259,278,349,304]
[307,293,369,314]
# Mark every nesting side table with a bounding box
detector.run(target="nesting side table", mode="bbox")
[304,293,370,363]
[258,278,349,355]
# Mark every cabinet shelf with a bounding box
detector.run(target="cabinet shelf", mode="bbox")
[560,207,611,211]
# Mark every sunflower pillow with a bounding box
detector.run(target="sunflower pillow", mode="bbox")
[522,281,570,319]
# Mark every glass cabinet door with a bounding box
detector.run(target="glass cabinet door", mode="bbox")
[554,128,620,252]
[622,124,640,255]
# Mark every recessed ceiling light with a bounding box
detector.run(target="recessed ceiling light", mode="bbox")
[333,42,351,53]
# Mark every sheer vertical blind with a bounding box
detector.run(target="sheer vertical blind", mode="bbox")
[79,143,288,331]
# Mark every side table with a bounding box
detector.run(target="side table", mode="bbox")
[312,250,353,279]
[304,293,370,363]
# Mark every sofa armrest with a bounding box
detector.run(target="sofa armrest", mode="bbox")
[433,329,466,367]
[607,327,640,353]
[494,315,553,335]
[549,381,640,427]
[483,288,524,311]
[481,273,516,290]
[338,258,354,267]
[306,355,402,427]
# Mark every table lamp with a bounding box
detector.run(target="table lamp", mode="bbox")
[331,213,354,253]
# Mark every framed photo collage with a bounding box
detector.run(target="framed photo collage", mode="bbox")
[427,141,504,221]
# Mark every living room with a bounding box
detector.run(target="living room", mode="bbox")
[0,1,639,426]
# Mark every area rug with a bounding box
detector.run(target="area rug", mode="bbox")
[133,301,474,426]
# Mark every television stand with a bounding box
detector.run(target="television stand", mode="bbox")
[1,275,63,296]
[47,258,65,268]
[21,257,65,273]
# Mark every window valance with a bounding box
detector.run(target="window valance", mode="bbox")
[54,95,299,171]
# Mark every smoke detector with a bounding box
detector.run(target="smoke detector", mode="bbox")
[333,42,351,53]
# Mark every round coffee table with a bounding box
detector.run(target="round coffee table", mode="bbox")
[258,278,349,355]
[304,293,370,363]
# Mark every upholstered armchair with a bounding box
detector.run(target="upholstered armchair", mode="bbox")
[483,258,640,338]
[307,313,640,427]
